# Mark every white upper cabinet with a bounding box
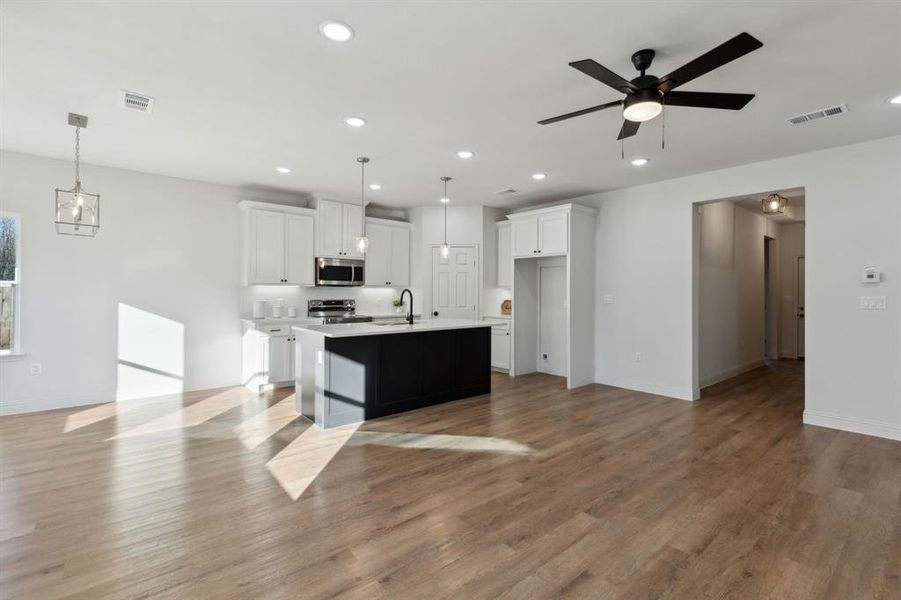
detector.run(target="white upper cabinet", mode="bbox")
[510,208,570,257]
[284,213,315,284]
[496,221,512,287]
[316,199,345,257]
[342,203,364,259]
[315,199,365,258]
[512,217,539,257]
[364,218,410,287]
[241,201,316,285]
[538,212,568,255]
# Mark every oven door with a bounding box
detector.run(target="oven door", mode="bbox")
[316,258,364,286]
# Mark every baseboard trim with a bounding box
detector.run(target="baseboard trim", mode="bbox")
[699,359,766,389]
[597,377,694,402]
[803,410,901,442]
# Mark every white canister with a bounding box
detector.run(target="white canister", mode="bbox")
[253,300,268,319]
[270,303,283,319]
[287,306,298,318]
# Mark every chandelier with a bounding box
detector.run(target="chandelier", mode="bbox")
[55,113,100,236]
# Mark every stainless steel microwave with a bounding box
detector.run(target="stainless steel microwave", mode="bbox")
[315,257,365,286]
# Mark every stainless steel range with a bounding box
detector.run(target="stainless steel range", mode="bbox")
[308,299,373,324]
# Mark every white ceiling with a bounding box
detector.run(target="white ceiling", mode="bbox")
[2,2,900,209]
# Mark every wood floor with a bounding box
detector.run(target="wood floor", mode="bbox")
[2,361,899,599]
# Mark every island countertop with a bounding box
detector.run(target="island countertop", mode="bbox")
[292,318,489,338]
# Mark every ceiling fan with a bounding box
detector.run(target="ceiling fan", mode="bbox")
[538,32,763,141]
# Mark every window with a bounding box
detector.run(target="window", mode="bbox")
[0,214,19,354]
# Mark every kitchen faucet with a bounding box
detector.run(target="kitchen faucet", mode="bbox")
[399,289,414,325]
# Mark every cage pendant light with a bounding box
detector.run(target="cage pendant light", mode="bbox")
[440,176,452,259]
[355,157,370,253]
[55,113,100,236]
[761,193,787,215]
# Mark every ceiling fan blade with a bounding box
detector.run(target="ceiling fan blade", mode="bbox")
[569,59,637,94]
[657,32,763,92]
[664,91,755,110]
[617,119,640,140]
[538,100,623,125]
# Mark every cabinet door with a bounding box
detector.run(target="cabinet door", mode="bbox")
[389,227,410,287]
[317,200,344,258]
[343,203,364,258]
[249,209,286,284]
[512,217,539,257]
[365,223,391,286]
[491,329,510,369]
[538,213,568,255]
[268,335,292,383]
[284,214,315,285]
[496,223,512,287]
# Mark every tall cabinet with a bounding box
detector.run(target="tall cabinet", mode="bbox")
[505,203,597,389]
[240,201,316,285]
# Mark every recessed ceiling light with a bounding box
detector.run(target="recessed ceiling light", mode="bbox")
[889,95,901,105]
[344,116,366,127]
[440,197,450,204]
[457,150,474,159]
[531,173,547,180]
[319,21,354,42]
[369,184,381,190]
[275,167,292,174]
[631,158,649,167]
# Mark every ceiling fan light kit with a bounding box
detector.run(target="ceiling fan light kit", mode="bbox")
[539,32,763,149]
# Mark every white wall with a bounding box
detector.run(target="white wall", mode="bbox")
[0,150,246,413]
[587,135,900,441]
[779,222,806,358]
[698,201,770,386]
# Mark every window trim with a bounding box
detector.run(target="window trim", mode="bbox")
[0,212,21,356]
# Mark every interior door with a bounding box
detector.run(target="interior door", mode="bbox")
[284,214,315,285]
[250,209,286,284]
[431,246,478,319]
[364,223,391,285]
[317,200,344,257]
[538,264,567,376]
[797,256,805,358]
[512,217,538,257]
[389,227,410,287]
[538,213,568,255]
[343,203,364,259]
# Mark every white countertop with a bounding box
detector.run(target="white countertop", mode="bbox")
[293,318,490,338]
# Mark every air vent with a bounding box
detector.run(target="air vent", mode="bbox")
[787,104,848,125]
[119,90,155,114]
[495,188,517,195]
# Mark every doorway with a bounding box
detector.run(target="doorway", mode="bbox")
[431,245,478,319]
[538,263,566,376]
[764,236,777,359]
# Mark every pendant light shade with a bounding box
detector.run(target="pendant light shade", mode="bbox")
[761,193,787,215]
[440,176,451,259]
[356,156,369,253]
[55,113,100,237]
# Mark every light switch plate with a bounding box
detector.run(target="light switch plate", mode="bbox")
[860,296,887,310]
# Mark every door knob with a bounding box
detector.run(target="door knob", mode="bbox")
[433,311,439,316]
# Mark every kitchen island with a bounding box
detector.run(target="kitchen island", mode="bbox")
[292,319,491,428]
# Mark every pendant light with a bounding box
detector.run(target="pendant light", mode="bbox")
[55,113,100,236]
[761,193,787,215]
[356,156,369,253]
[440,176,452,259]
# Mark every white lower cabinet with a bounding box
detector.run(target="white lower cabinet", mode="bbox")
[242,322,301,391]
[490,323,511,370]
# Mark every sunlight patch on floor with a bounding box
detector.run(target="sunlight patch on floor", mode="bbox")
[266,422,360,500]
[107,387,253,440]
[63,400,143,433]
[233,396,300,450]
[349,431,536,455]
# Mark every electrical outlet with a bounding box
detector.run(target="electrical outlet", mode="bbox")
[634,352,642,363]
[860,296,887,310]
[29,362,42,376]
